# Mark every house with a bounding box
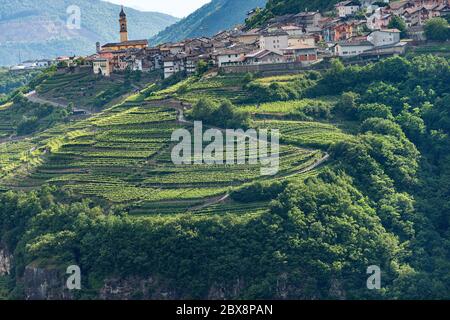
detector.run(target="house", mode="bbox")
[282,44,318,63]
[243,49,287,65]
[93,58,112,76]
[101,40,149,52]
[367,8,392,29]
[215,49,249,67]
[235,29,262,44]
[295,11,323,27]
[259,31,289,53]
[360,41,408,57]
[168,43,186,55]
[323,22,354,42]
[185,55,201,75]
[407,25,426,40]
[163,55,186,79]
[367,29,401,46]
[388,0,414,15]
[288,34,316,47]
[281,25,305,36]
[335,1,361,18]
[334,40,375,57]
[36,59,54,68]
[21,60,38,69]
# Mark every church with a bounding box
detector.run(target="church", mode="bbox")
[99,6,149,52]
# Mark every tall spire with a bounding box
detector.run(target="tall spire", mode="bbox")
[119,6,128,42]
[120,5,126,18]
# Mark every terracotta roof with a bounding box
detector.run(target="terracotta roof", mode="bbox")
[102,40,149,48]
[283,44,317,50]
[245,49,283,59]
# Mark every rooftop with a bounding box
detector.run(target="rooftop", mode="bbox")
[102,40,149,48]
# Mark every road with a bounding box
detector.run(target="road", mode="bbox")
[25,91,92,115]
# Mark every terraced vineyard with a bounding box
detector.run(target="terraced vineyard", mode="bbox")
[0,71,345,217]
[0,95,325,214]
[145,74,249,104]
[37,69,158,111]
[255,119,354,149]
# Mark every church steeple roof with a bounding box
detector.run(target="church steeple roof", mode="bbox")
[120,6,126,18]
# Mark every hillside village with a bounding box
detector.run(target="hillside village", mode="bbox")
[10,0,449,79]
[2,1,450,302]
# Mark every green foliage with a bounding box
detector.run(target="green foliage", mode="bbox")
[424,17,450,41]
[230,180,288,202]
[246,0,341,28]
[189,98,251,128]
[0,69,41,95]
[0,94,69,137]
[388,15,407,38]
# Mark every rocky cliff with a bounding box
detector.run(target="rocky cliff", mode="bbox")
[0,247,12,276]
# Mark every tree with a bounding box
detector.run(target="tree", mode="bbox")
[388,15,407,38]
[424,17,450,41]
[196,60,209,76]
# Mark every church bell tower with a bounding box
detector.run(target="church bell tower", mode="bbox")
[119,6,128,42]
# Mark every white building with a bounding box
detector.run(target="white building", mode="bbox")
[243,49,287,65]
[335,1,361,17]
[93,58,111,76]
[163,55,185,79]
[259,31,289,54]
[216,49,247,67]
[334,41,375,57]
[367,29,401,47]
[288,35,316,47]
[281,25,305,37]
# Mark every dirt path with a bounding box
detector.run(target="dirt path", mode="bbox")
[25,91,92,115]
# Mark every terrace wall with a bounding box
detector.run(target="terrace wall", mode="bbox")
[220,61,322,76]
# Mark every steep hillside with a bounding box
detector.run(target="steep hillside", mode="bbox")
[1,55,450,300]
[151,0,267,44]
[246,0,341,27]
[0,0,179,66]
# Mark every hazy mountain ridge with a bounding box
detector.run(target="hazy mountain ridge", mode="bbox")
[151,0,267,44]
[0,0,179,66]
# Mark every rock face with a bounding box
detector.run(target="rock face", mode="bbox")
[0,247,12,276]
[99,277,247,300]
[23,266,73,300]
[99,277,180,300]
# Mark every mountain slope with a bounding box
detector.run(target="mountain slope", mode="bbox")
[246,0,341,27]
[0,0,179,66]
[151,0,267,44]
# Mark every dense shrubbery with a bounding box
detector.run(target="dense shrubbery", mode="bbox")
[1,93,70,136]
[230,180,288,202]
[189,98,251,129]
[246,0,341,28]
[424,17,450,41]
[243,73,318,104]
